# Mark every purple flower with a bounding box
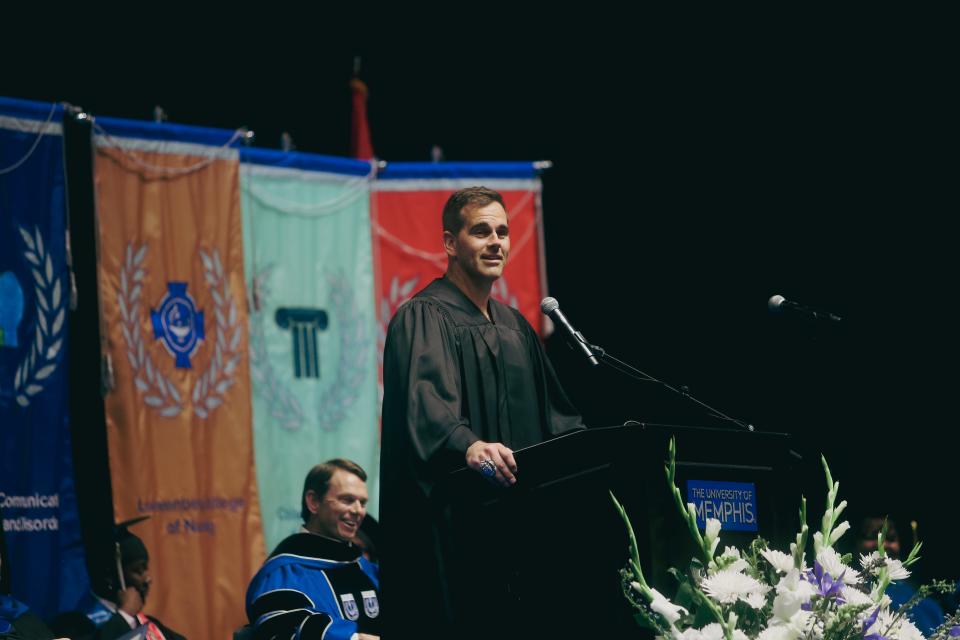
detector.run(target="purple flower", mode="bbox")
[808,560,844,600]
[861,606,888,640]
[862,606,880,632]
[948,626,960,638]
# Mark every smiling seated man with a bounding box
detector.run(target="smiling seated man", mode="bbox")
[246,459,381,640]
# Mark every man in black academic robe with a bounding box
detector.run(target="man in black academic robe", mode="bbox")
[380,187,584,638]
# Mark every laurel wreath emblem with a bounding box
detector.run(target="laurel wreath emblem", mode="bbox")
[248,267,369,431]
[249,265,305,430]
[13,225,66,408]
[193,249,243,418]
[117,242,241,419]
[316,273,370,431]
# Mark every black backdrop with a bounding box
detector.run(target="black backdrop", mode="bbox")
[6,38,956,586]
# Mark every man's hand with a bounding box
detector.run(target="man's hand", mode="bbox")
[466,440,517,487]
[117,585,144,617]
[356,635,380,640]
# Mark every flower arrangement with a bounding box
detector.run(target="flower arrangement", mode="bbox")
[611,437,958,640]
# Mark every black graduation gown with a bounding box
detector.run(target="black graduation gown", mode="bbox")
[379,277,584,638]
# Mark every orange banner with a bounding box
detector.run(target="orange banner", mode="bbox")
[94,138,264,639]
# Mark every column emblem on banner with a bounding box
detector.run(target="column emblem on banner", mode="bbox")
[249,265,369,431]
[117,241,242,418]
[4,225,66,408]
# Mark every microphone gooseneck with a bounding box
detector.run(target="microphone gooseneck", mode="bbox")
[540,297,599,366]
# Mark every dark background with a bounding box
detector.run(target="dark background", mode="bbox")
[6,31,955,586]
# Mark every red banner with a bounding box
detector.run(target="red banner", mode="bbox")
[371,179,548,402]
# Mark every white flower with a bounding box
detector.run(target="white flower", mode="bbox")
[813,531,825,552]
[758,625,799,640]
[743,591,767,609]
[840,585,873,607]
[895,617,924,640]
[720,545,740,560]
[762,548,797,574]
[648,587,688,625]
[773,590,805,621]
[701,569,771,606]
[772,569,816,621]
[860,551,883,571]
[761,610,814,640]
[865,607,924,640]
[816,547,861,585]
[705,518,722,540]
[829,520,851,545]
[884,558,910,581]
[712,545,749,573]
[679,623,727,640]
[858,551,910,581]
[705,518,722,555]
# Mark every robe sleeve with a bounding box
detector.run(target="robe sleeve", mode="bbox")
[382,299,478,465]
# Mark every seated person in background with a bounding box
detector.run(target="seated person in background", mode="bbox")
[353,514,381,565]
[856,516,945,636]
[246,459,380,640]
[0,534,57,640]
[74,516,185,640]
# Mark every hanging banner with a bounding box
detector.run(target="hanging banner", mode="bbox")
[0,97,90,619]
[240,149,380,552]
[93,117,263,639]
[371,163,549,402]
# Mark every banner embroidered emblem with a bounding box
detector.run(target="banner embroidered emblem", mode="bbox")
[151,282,205,369]
[118,242,242,418]
[249,267,369,431]
[6,226,66,408]
[275,307,328,378]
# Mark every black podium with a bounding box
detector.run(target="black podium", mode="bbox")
[441,423,799,637]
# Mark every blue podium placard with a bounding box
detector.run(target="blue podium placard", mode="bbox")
[686,480,758,532]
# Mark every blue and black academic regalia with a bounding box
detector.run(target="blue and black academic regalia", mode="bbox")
[246,533,380,640]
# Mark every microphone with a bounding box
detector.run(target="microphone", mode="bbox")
[540,297,599,366]
[768,294,843,323]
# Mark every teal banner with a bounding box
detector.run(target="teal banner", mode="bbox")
[241,157,380,552]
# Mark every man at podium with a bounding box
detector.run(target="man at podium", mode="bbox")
[380,187,584,637]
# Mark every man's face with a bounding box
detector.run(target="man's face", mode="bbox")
[123,558,151,601]
[307,469,368,542]
[444,201,510,284]
[857,518,901,559]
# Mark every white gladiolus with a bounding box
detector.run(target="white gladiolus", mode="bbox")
[829,520,850,545]
[649,587,688,625]
[772,569,816,622]
[705,518,722,542]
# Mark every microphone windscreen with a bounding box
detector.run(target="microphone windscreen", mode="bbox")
[540,297,559,315]
[767,294,786,312]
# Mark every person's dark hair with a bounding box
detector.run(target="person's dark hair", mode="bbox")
[301,459,367,523]
[441,186,506,234]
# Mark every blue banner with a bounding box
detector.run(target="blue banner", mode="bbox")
[0,97,90,619]
[686,479,759,532]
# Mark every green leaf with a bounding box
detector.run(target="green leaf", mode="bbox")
[633,612,656,630]
[692,602,717,627]
[674,581,696,610]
